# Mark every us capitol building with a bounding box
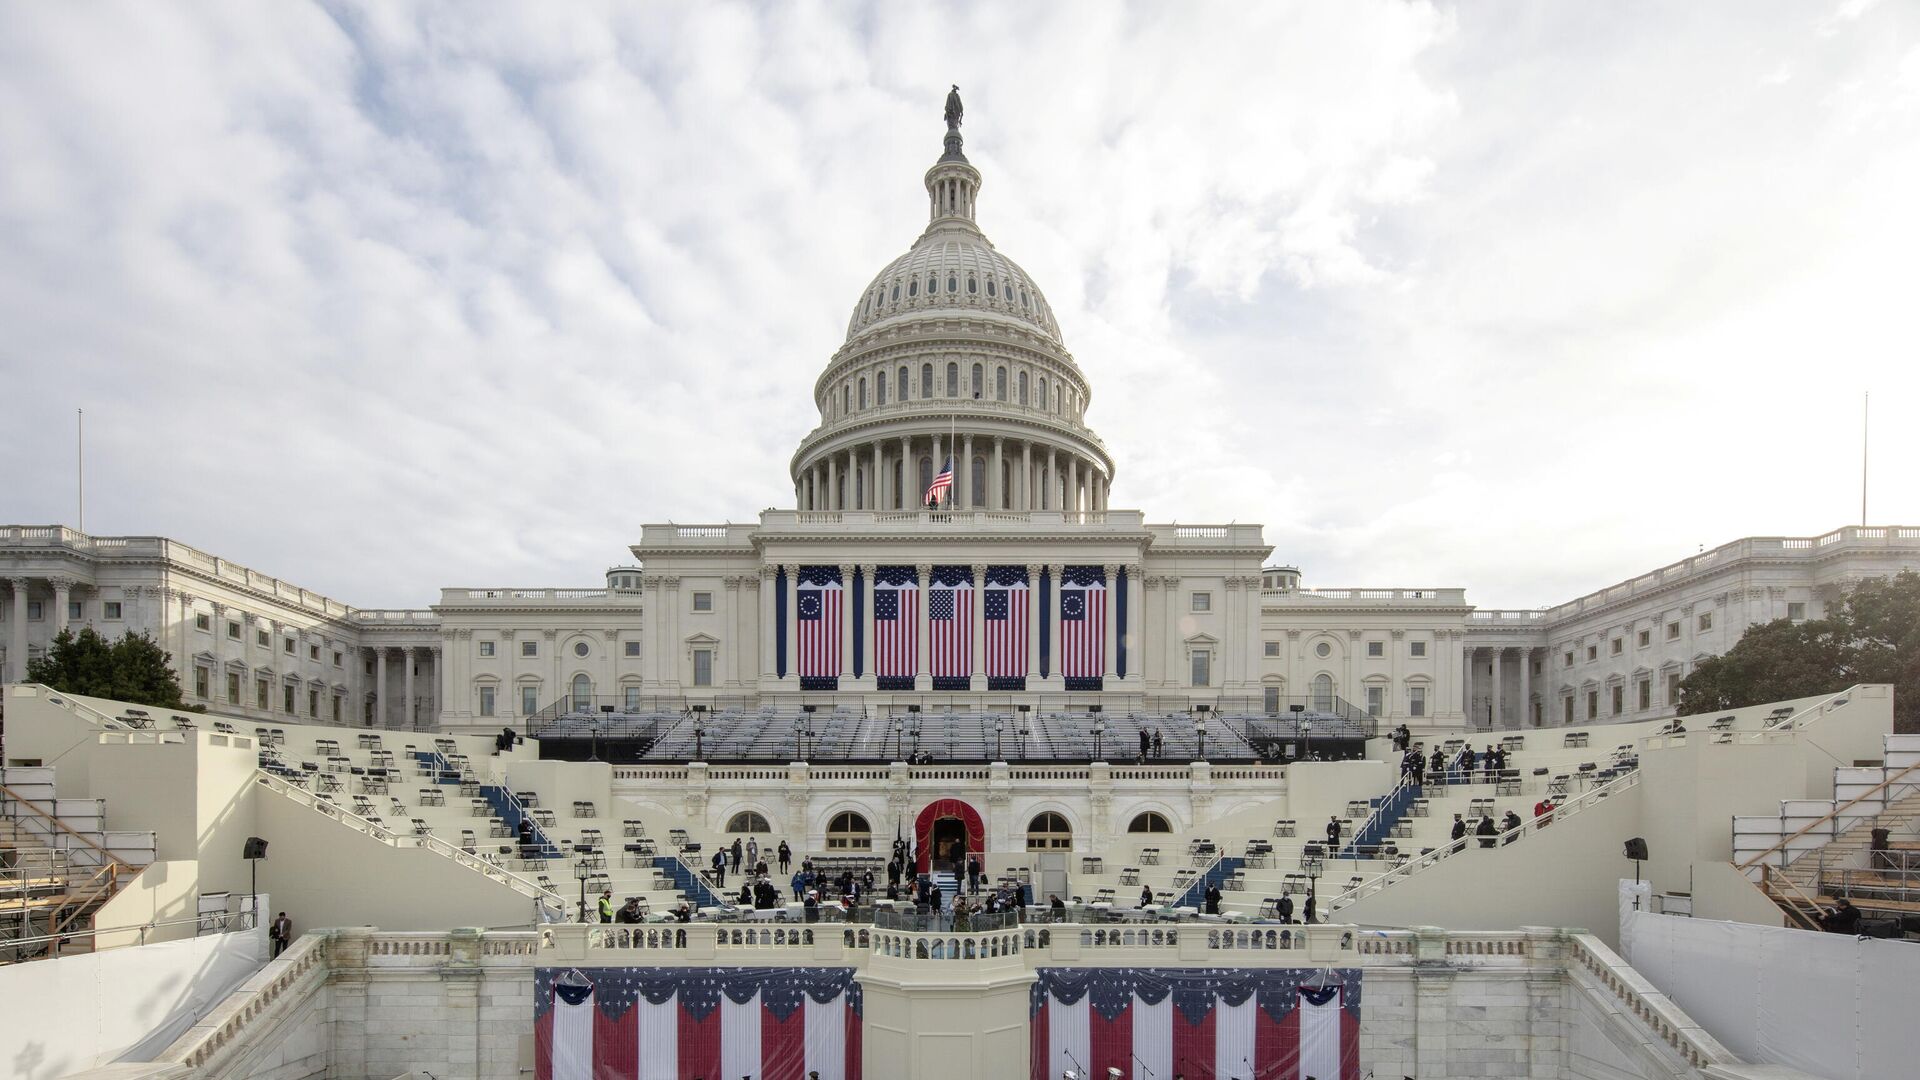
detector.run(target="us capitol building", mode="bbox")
[2,101,1915,738]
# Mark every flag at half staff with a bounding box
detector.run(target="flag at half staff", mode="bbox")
[925,456,954,506]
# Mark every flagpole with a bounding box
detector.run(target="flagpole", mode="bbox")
[1861,390,1869,526]
[77,408,85,533]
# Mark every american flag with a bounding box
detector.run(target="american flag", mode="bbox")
[873,568,917,686]
[985,566,1028,686]
[924,456,954,506]
[797,566,842,686]
[536,966,863,1080]
[929,570,972,683]
[1059,565,1106,685]
[1028,967,1361,1080]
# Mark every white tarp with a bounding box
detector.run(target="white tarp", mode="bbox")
[1620,907,1914,1080]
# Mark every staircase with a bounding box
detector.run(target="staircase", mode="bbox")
[653,856,724,908]
[0,771,148,959]
[1176,856,1245,909]
[931,871,960,910]
[478,785,563,858]
[1339,781,1420,859]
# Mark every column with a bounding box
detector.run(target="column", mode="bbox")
[1163,577,1179,688]
[838,564,854,682]
[1045,448,1057,509]
[990,437,1004,510]
[1064,456,1078,514]
[7,578,28,684]
[403,646,417,730]
[961,434,974,509]
[1462,645,1474,722]
[1025,565,1041,681]
[211,604,229,704]
[759,566,777,680]
[51,578,72,637]
[1101,564,1119,680]
[373,648,386,729]
[970,564,987,689]
[827,454,839,511]
[873,443,886,510]
[1490,647,1503,731]
[899,435,912,509]
[429,645,442,728]
[1045,563,1064,684]
[1021,442,1033,510]
[1519,647,1532,729]
[785,566,799,679]
[858,564,876,683]
[914,564,932,690]
[1125,567,1143,683]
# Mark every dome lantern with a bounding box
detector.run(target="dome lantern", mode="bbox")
[926,85,981,228]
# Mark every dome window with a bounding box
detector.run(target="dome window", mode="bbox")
[899,365,910,400]
[908,280,918,298]
[986,279,997,298]
[890,284,900,302]
[967,276,977,294]
[1021,289,1030,309]
[947,275,958,294]
[928,273,938,294]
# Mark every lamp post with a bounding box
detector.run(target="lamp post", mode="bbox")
[1091,717,1106,762]
[1302,854,1322,922]
[793,716,805,760]
[994,715,1004,761]
[892,717,905,760]
[574,857,593,922]
[1302,719,1313,762]
[693,713,707,760]
[1194,714,1207,760]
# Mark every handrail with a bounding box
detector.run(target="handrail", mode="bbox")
[0,907,256,962]
[1767,684,1863,731]
[0,782,140,869]
[1329,768,1641,910]
[1566,933,1737,1070]
[1735,758,1920,871]
[1342,775,1417,857]
[29,686,135,731]
[253,771,562,904]
[47,862,123,938]
[1759,865,1825,931]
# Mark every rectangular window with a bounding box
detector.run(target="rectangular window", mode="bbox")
[195,612,211,631]
[479,640,496,657]
[1263,686,1280,714]
[308,645,320,661]
[1365,685,1383,716]
[1410,640,1426,658]
[1667,621,1681,640]
[693,649,714,687]
[364,658,375,675]
[1191,650,1211,687]
[624,687,642,711]
[1191,592,1211,613]
[1610,685,1624,716]
[480,686,496,717]
[283,684,296,713]
[521,686,538,715]
[257,679,268,709]
[1587,690,1599,719]
[1667,672,1682,706]
[1787,602,1806,621]
[1638,629,1651,648]
[309,690,319,718]
[333,650,343,667]
[332,696,342,722]
[226,672,240,705]
[1563,651,1573,668]
[194,666,209,698]
[26,601,43,621]
[227,621,241,639]
[1637,680,1651,711]
[692,592,713,612]
[1563,696,1575,724]
[1367,641,1384,658]
[283,638,295,654]
[1264,641,1281,658]
[68,600,83,620]
[1586,645,1597,661]
[521,640,538,658]
[1610,638,1622,656]
[624,641,641,658]
[1698,612,1713,632]
[257,629,270,647]
[1409,686,1427,717]
[103,601,122,619]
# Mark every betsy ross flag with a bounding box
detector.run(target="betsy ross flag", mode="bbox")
[535,965,862,1080]
[1028,968,1361,1080]
[873,565,917,691]
[929,566,972,690]
[985,565,1029,690]
[797,565,842,690]
[1059,564,1106,690]
[924,456,954,506]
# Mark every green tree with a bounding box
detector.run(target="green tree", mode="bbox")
[1678,571,1920,732]
[26,627,192,710]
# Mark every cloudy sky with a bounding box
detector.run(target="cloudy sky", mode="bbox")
[2,1,1915,610]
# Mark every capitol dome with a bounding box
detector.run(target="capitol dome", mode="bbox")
[791,89,1113,518]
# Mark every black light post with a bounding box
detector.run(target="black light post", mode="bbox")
[1302,854,1322,922]
[1194,713,1208,760]
[574,857,592,922]
[994,715,1004,761]
[1091,718,1106,762]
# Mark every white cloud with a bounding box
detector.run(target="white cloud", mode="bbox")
[0,0,1915,611]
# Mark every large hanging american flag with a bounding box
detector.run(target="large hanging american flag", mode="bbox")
[924,456,954,507]
[985,565,1029,691]
[929,565,973,690]
[1029,967,1361,1080]
[535,966,862,1080]
[1059,565,1107,691]
[797,566,842,691]
[872,566,917,691]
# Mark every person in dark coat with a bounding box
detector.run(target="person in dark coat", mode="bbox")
[1152,728,1164,758]
[1139,728,1152,759]
[1138,884,1155,909]
[1451,814,1467,843]
[1821,898,1862,933]
[730,837,744,872]
[710,848,727,887]
[1502,810,1522,844]
[1477,816,1498,848]
[966,856,982,895]
[1203,884,1222,915]
[1429,746,1446,781]
[1277,892,1294,923]
[1326,816,1343,850]
[777,840,792,875]
[517,817,537,859]
[1303,894,1317,924]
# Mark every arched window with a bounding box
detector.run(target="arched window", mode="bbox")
[726,811,772,834]
[971,456,987,506]
[827,811,872,850]
[970,363,983,398]
[843,386,851,414]
[570,673,592,712]
[987,279,997,298]
[1018,371,1029,405]
[900,366,911,400]
[1312,674,1335,712]
[908,279,918,297]
[928,273,938,295]
[995,366,1007,401]
[890,282,899,302]
[921,364,934,398]
[858,378,867,409]
[947,274,958,294]
[876,370,887,405]
[919,456,933,497]
[945,363,959,397]
[1128,812,1173,833]
[967,276,978,294]
[1027,812,1072,851]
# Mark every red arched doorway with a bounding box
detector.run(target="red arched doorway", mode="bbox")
[914,798,984,875]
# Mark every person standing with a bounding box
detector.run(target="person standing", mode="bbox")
[1204,884,1222,915]
[746,837,759,872]
[1139,728,1151,760]
[1450,814,1467,844]
[966,855,982,895]
[1152,728,1164,759]
[1476,816,1498,848]
[1276,893,1294,923]
[777,840,792,875]
[1303,893,1317,924]
[730,837,744,873]
[711,848,727,888]
[269,911,292,958]
[597,890,615,923]
[1326,816,1343,852]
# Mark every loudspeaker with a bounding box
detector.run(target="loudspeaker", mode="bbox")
[243,836,269,860]
[1623,837,1649,861]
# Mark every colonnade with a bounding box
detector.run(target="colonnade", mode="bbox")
[796,434,1109,514]
[1463,644,1539,730]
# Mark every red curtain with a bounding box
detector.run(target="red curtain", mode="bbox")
[914,798,986,873]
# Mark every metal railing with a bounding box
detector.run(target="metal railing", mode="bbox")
[1735,758,1920,874]
[2,907,257,964]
